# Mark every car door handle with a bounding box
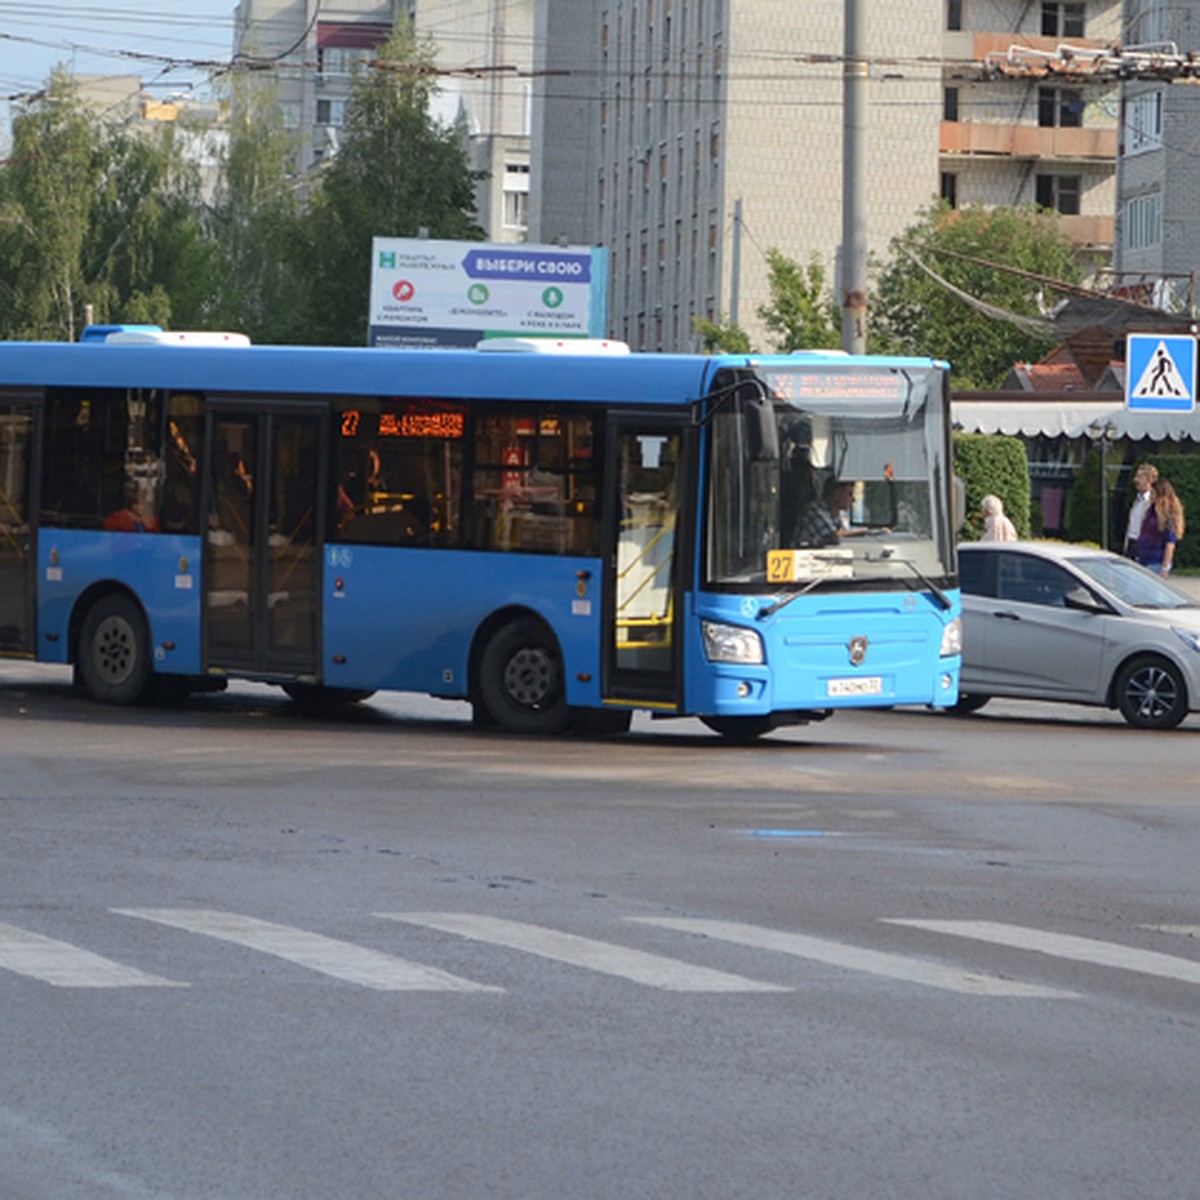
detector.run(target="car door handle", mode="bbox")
[991,609,1021,620]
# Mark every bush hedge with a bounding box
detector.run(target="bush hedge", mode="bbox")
[952,432,1031,540]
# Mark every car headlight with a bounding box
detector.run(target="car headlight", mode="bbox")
[1172,626,1200,654]
[940,615,963,657]
[702,620,764,664]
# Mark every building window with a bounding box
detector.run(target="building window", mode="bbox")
[1038,87,1083,128]
[940,172,958,208]
[502,161,530,232]
[315,99,346,127]
[943,87,959,122]
[1041,2,1085,38]
[1125,192,1162,250]
[947,0,963,31]
[1126,90,1163,154]
[1035,173,1081,215]
[1129,1,1167,46]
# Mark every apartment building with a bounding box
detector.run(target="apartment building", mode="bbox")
[530,0,1121,352]
[231,0,533,241]
[941,1,1120,251]
[1114,0,1200,309]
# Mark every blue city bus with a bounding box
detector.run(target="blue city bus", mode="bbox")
[0,328,960,737]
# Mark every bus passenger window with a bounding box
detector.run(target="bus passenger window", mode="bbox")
[42,388,164,532]
[333,399,463,548]
[470,411,599,555]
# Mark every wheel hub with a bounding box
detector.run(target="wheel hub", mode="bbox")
[504,647,556,708]
[93,616,135,685]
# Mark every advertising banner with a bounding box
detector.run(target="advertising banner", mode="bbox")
[368,237,608,348]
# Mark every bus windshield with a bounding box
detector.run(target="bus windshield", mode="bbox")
[706,364,954,590]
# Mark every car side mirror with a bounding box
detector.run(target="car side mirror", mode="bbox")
[1063,585,1107,614]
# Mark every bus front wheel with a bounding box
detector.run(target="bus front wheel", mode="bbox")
[77,593,152,705]
[479,620,570,735]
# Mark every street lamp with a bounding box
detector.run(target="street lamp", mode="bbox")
[1087,419,1117,550]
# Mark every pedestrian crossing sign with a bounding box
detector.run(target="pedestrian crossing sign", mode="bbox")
[1126,333,1196,412]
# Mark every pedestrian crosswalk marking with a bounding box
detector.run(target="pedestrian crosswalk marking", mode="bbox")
[886,920,1200,987]
[0,922,186,989]
[113,908,500,992]
[377,912,789,992]
[632,917,1074,998]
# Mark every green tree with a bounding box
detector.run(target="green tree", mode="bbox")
[84,121,212,329]
[873,201,1083,388]
[692,312,752,354]
[0,71,97,339]
[756,249,840,352]
[0,70,215,339]
[298,26,485,345]
[205,72,308,342]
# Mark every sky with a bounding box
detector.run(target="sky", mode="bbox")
[0,1,238,145]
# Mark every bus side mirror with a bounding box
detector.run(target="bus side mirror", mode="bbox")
[743,398,779,463]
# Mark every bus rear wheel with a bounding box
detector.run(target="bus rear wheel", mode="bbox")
[479,619,570,735]
[77,593,152,705]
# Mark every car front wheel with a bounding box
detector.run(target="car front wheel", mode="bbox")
[1114,655,1189,730]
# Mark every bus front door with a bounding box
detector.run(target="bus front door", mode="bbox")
[603,420,686,711]
[0,399,37,656]
[204,409,324,679]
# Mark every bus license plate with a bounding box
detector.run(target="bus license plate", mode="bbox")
[827,676,883,697]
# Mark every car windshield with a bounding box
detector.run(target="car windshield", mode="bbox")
[705,364,955,592]
[1074,555,1197,610]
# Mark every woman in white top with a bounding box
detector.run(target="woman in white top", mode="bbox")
[979,494,1017,542]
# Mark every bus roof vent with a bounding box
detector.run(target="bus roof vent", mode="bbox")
[476,337,630,355]
[82,324,251,347]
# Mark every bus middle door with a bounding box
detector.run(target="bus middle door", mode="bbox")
[203,406,325,680]
[0,395,38,657]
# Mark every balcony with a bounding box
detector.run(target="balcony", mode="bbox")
[969,32,1113,61]
[940,121,1117,162]
[1057,214,1114,248]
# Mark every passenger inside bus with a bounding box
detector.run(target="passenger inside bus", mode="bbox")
[102,486,160,533]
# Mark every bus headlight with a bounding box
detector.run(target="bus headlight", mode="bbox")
[702,620,764,664]
[940,616,963,657]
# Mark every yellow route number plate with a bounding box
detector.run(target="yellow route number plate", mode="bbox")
[767,548,854,583]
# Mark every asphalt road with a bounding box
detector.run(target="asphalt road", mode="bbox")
[1,664,1198,1199]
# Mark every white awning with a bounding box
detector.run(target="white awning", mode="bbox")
[952,398,1200,442]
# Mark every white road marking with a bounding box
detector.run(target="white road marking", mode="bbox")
[887,920,1200,987]
[1141,924,1200,939]
[114,908,499,992]
[0,922,186,989]
[633,917,1075,998]
[377,913,790,992]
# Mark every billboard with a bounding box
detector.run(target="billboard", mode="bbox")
[368,237,608,349]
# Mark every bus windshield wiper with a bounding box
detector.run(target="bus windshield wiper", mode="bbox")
[757,574,834,619]
[864,550,952,611]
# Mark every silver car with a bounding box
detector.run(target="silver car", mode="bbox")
[956,541,1200,730]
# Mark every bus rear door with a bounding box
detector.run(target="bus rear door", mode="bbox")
[602,416,688,712]
[0,395,38,657]
[203,405,326,679]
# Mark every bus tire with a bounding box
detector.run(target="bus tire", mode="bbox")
[479,619,570,735]
[700,715,773,740]
[77,593,152,706]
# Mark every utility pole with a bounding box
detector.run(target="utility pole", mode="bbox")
[730,197,743,327]
[841,0,868,354]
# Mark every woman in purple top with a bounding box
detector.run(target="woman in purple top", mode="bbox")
[1136,478,1185,577]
